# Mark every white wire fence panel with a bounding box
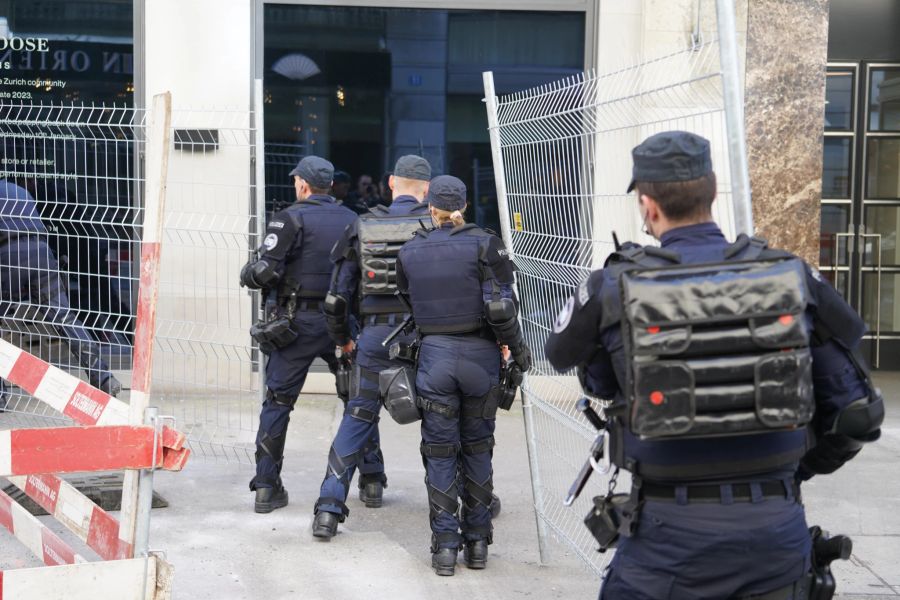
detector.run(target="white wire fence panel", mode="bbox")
[0,103,144,426]
[489,40,737,574]
[0,102,264,464]
[154,109,262,465]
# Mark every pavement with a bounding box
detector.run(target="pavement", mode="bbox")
[0,374,898,599]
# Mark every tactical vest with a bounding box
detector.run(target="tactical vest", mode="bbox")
[599,236,814,481]
[399,224,488,335]
[282,198,357,300]
[357,204,429,300]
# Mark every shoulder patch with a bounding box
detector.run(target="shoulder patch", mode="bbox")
[553,296,575,333]
[810,268,824,283]
[268,221,285,229]
[263,233,279,251]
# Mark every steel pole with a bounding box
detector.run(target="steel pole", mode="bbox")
[253,79,268,408]
[716,0,754,235]
[483,70,550,564]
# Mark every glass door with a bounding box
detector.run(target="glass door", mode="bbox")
[821,62,900,369]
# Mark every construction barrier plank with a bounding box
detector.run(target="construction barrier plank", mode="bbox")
[0,338,186,451]
[0,557,159,600]
[0,426,171,476]
[0,489,85,568]
[7,475,133,561]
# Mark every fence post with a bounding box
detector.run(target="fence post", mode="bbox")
[716,0,754,235]
[119,91,172,552]
[253,79,268,409]
[483,71,550,564]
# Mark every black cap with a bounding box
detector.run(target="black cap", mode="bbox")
[393,155,431,181]
[626,131,712,193]
[288,155,334,189]
[332,170,351,184]
[426,175,467,211]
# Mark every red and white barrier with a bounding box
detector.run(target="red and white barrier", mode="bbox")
[0,488,86,568]
[7,474,132,560]
[0,557,159,600]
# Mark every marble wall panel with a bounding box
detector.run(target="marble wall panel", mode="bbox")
[745,0,829,265]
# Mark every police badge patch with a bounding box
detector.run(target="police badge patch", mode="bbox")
[553,297,575,333]
[263,233,279,251]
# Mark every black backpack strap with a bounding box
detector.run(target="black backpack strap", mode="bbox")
[723,234,770,260]
[605,244,681,269]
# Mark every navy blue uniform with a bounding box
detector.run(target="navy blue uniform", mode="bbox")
[396,222,514,552]
[545,222,872,598]
[249,194,357,491]
[315,195,428,518]
[0,181,119,396]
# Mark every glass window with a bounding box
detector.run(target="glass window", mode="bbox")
[866,137,900,198]
[862,272,899,333]
[822,137,853,198]
[262,5,585,229]
[864,205,900,266]
[825,70,854,131]
[0,1,133,105]
[820,204,851,267]
[869,68,900,132]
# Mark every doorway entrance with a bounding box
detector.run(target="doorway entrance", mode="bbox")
[822,62,900,368]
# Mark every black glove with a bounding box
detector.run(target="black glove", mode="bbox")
[511,343,532,373]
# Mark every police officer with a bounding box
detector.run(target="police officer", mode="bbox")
[312,155,432,538]
[241,156,357,513]
[0,179,122,399]
[545,131,883,598]
[396,175,532,576]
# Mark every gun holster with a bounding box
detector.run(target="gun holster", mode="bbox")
[250,300,299,354]
[498,362,524,410]
[335,355,352,404]
[388,341,419,365]
[809,526,852,600]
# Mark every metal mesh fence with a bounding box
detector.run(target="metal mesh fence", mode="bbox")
[484,39,739,574]
[0,100,264,464]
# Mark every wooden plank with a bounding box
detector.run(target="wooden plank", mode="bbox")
[0,489,86,568]
[1,557,158,600]
[119,91,172,555]
[7,475,133,561]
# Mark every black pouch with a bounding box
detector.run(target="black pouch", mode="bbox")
[463,388,501,420]
[498,363,524,410]
[584,493,630,552]
[335,358,351,403]
[250,316,299,353]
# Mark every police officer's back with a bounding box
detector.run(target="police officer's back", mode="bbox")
[545,132,883,599]
[312,155,433,538]
[396,175,532,576]
[240,156,357,513]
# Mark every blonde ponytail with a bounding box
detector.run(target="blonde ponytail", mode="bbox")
[431,206,466,227]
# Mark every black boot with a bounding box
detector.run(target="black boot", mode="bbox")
[464,539,488,569]
[432,547,458,576]
[358,480,384,508]
[254,485,288,514]
[312,511,338,540]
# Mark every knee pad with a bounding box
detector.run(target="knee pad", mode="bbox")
[269,389,298,408]
[462,472,494,512]
[461,436,495,456]
[256,431,287,465]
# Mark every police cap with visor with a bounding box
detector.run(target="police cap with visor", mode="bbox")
[427,175,467,212]
[289,155,334,189]
[394,155,431,181]
[626,131,712,193]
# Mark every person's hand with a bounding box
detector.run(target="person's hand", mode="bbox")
[340,340,356,356]
[500,344,511,362]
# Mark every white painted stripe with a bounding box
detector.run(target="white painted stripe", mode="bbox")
[33,367,79,413]
[10,500,44,559]
[0,430,11,475]
[0,338,22,379]
[4,557,156,600]
[95,398,130,426]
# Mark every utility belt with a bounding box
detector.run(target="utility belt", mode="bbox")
[361,313,408,329]
[249,294,324,354]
